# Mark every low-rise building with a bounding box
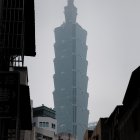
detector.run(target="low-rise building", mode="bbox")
[106,105,124,140]
[118,66,140,140]
[33,105,57,140]
[84,130,94,140]
[90,66,140,140]
[91,118,108,140]
[106,67,140,140]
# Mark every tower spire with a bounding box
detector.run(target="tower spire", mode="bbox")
[64,0,77,23]
[68,0,74,5]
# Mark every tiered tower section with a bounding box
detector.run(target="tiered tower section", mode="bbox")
[53,0,89,140]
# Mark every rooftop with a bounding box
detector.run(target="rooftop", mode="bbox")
[33,105,56,119]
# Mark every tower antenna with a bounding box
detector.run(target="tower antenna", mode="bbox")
[68,0,74,5]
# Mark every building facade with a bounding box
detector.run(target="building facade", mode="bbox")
[84,130,94,140]
[118,67,140,140]
[88,67,140,140]
[90,118,109,140]
[0,0,36,139]
[106,67,140,140]
[53,0,89,139]
[33,105,57,140]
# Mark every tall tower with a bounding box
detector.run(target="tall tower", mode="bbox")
[53,0,89,140]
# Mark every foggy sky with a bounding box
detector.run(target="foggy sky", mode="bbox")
[25,0,140,122]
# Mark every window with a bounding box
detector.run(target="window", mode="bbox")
[52,123,56,129]
[39,122,49,128]
[19,0,23,8]
[11,0,16,8]
[3,0,8,7]
[61,71,65,74]
[43,122,45,127]
[39,122,42,127]
[72,69,76,71]
[18,10,23,21]
[61,55,64,58]
[61,40,65,43]
[45,122,49,127]
[72,52,75,55]
[61,88,65,91]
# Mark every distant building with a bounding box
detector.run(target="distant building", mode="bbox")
[33,105,57,140]
[88,122,97,131]
[53,0,89,139]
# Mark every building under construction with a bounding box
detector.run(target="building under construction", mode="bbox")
[0,0,36,139]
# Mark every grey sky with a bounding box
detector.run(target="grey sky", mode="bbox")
[25,0,140,122]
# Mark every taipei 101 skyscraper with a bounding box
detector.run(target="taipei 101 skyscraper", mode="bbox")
[53,0,89,139]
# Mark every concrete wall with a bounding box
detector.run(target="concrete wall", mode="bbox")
[34,127,55,140]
